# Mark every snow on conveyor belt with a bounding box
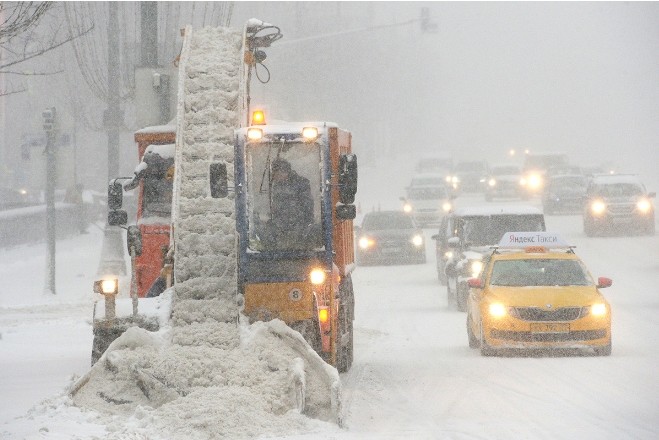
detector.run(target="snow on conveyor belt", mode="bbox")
[69,26,341,439]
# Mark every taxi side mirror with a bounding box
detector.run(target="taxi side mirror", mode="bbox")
[467,278,483,289]
[597,277,612,288]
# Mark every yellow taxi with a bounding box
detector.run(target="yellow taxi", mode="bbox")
[466,232,612,356]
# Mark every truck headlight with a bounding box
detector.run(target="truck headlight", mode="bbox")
[411,234,423,247]
[591,200,607,216]
[637,199,652,213]
[309,268,326,285]
[488,178,496,187]
[470,260,484,278]
[403,203,413,213]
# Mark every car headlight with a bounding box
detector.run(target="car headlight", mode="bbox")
[403,203,413,213]
[309,268,326,285]
[444,251,454,260]
[590,200,607,216]
[488,178,496,187]
[358,236,375,249]
[590,303,608,317]
[488,303,507,318]
[637,199,652,213]
[442,201,452,212]
[527,173,542,189]
[519,177,527,186]
[470,260,484,278]
[451,176,460,184]
[411,234,424,247]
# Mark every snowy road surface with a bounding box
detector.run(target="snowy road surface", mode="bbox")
[1,192,659,439]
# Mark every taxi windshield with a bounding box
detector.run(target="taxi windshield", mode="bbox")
[490,258,592,287]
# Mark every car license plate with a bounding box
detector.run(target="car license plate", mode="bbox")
[381,248,399,254]
[530,323,569,333]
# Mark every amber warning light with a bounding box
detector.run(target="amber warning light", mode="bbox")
[251,110,266,125]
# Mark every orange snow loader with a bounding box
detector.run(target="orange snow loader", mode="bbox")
[211,117,358,372]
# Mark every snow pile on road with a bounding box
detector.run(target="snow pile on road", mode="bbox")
[64,25,342,439]
[70,294,340,439]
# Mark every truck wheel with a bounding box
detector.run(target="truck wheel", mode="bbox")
[91,326,124,366]
[437,266,447,285]
[584,218,597,237]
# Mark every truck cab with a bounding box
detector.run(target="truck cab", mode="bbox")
[218,119,358,371]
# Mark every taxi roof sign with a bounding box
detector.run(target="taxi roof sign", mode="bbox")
[498,232,571,248]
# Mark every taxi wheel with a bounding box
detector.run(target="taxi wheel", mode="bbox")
[446,282,456,309]
[456,284,468,312]
[467,315,479,348]
[479,321,496,356]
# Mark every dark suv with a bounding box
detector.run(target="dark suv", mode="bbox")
[432,206,546,311]
[583,174,655,236]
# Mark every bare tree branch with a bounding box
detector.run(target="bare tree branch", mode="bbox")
[0,68,64,76]
[0,2,52,43]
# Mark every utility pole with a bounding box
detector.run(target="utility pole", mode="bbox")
[43,107,57,294]
[97,2,126,277]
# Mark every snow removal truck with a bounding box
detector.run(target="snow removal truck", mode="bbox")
[210,111,358,372]
[91,20,357,374]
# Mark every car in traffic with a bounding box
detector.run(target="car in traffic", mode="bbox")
[433,206,546,310]
[466,232,613,357]
[484,164,525,201]
[583,174,655,236]
[520,152,569,197]
[448,160,489,193]
[356,210,426,265]
[401,174,454,227]
[542,173,588,214]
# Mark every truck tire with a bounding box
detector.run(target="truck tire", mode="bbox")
[91,326,124,366]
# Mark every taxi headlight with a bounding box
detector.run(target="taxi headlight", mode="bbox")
[442,201,452,212]
[637,199,652,213]
[591,200,607,216]
[411,234,423,247]
[488,178,496,187]
[470,260,484,278]
[309,268,326,285]
[590,303,608,317]
[488,303,507,318]
[358,236,374,249]
[403,203,413,213]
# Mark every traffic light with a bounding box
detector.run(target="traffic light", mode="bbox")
[42,107,57,132]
